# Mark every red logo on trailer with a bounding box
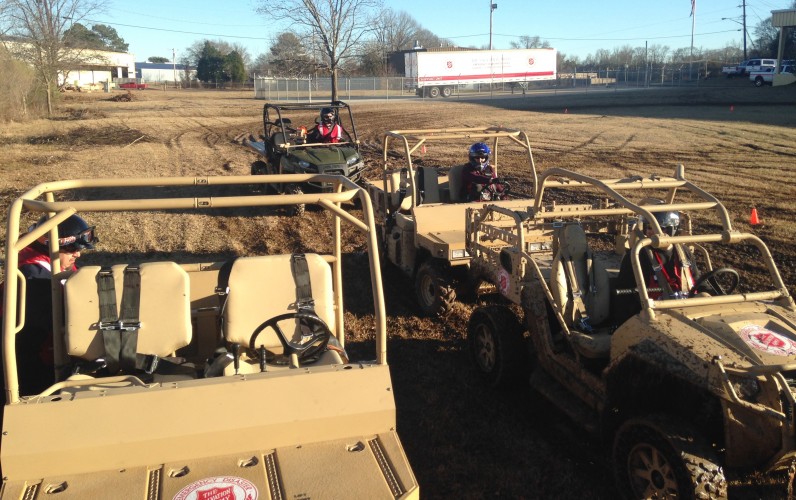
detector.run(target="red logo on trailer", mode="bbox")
[447,61,453,68]
[528,58,535,66]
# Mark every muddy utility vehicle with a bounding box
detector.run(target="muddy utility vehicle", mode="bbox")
[1,174,418,498]
[247,101,366,214]
[466,165,796,498]
[364,127,535,317]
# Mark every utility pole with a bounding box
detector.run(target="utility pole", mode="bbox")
[172,48,177,88]
[742,0,747,60]
[489,2,497,50]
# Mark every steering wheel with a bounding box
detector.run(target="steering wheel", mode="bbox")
[249,312,332,366]
[691,267,740,296]
[485,180,511,200]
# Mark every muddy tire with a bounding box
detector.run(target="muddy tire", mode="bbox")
[286,184,305,216]
[468,305,527,387]
[251,160,269,193]
[414,259,455,317]
[613,415,727,500]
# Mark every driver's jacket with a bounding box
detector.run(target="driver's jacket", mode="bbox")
[461,162,498,201]
[308,123,343,143]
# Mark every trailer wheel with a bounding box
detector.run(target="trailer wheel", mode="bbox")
[468,305,527,387]
[414,259,455,317]
[427,86,440,98]
[441,86,452,98]
[754,76,765,87]
[613,415,727,500]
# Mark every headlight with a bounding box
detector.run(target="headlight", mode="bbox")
[451,249,469,259]
[298,160,311,169]
[347,156,361,166]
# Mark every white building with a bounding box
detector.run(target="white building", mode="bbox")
[0,39,136,88]
[135,62,196,83]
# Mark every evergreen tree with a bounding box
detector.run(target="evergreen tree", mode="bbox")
[196,42,225,83]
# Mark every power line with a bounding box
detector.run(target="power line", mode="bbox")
[82,18,270,41]
[445,28,741,43]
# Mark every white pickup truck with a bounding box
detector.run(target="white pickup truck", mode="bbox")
[721,64,742,77]
[750,65,795,86]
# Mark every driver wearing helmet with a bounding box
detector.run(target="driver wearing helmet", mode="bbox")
[307,107,343,144]
[2,214,98,396]
[612,205,696,323]
[460,142,506,202]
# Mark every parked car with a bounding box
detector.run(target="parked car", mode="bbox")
[118,82,148,90]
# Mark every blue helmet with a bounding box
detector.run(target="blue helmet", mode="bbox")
[468,142,491,158]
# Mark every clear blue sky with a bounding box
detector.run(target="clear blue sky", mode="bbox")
[89,0,793,63]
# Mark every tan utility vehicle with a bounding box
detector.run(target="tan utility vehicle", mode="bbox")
[466,166,796,498]
[1,174,418,499]
[365,127,536,317]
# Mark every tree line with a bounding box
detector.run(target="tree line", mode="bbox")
[1,0,794,117]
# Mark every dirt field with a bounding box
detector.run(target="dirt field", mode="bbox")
[1,83,795,498]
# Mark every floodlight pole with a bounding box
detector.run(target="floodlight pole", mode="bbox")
[489,2,497,50]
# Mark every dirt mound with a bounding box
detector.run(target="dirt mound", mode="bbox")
[108,91,137,102]
[25,125,151,148]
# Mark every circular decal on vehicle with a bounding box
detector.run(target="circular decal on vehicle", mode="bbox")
[173,476,258,500]
[446,61,453,68]
[498,269,511,296]
[739,325,796,357]
[528,58,535,65]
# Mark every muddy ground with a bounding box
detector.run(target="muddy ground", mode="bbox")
[1,81,795,498]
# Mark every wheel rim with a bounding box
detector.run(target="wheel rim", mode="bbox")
[473,323,496,372]
[626,442,679,498]
[418,273,436,307]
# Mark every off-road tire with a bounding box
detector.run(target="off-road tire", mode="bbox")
[468,305,528,388]
[414,259,456,317]
[286,184,305,216]
[251,160,268,193]
[613,415,727,500]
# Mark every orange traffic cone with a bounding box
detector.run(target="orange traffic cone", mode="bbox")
[750,207,760,225]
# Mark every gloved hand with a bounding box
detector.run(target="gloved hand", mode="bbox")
[491,178,503,185]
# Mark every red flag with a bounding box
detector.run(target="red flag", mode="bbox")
[690,0,695,17]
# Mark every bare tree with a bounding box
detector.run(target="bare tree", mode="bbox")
[256,0,380,101]
[2,0,103,116]
[510,35,550,50]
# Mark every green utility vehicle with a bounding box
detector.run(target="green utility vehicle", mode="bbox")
[247,101,365,214]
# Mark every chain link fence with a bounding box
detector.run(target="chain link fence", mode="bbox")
[251,66,727,101]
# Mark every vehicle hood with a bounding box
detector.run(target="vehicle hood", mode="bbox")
[613,302,796,370]
[289,146,360,166]
[690,304,796,367]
